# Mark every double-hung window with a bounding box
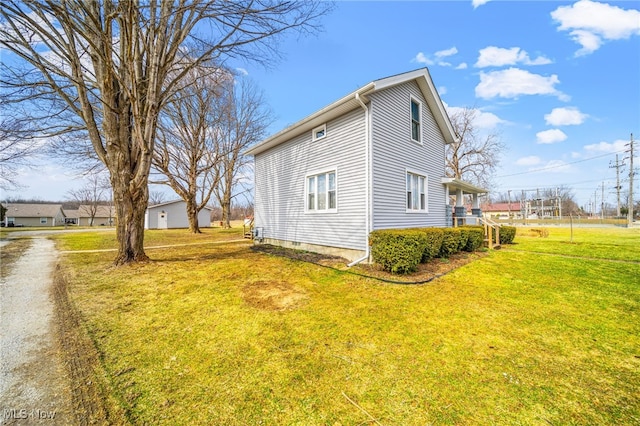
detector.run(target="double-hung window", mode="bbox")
[406,171,427,211]
[410,98,421,143]
[307,170,337,212]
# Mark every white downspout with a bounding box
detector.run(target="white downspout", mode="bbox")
[348,92,371,267]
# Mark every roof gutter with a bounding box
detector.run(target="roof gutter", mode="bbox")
[348,91,372,267]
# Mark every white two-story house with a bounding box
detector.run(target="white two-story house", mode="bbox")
[246,68,486,264]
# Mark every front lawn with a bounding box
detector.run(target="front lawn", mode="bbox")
[53,227,640,425]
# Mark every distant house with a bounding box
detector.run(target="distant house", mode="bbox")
[63,205,116,226]
[481,202,523,220]
[77,205,115,226]
[145,200,212,229]
[3,203,66,227]
[247,68,486,263]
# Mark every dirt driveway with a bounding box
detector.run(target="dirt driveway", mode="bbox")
[1,237,72,424]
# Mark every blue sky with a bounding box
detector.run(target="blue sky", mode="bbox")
[238,0,640,210]
[6,0,640,211]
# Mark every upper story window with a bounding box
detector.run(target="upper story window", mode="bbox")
[410,98,421,143]
[406,171,427,212]
[307,170,337,212]
[312,124,327,141]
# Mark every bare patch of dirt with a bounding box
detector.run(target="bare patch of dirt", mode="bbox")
[352,251,487,283]
[251,244,346,265]
[252,244,487,284]
[242,280,308,311]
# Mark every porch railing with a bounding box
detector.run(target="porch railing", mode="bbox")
[453,215,501,249]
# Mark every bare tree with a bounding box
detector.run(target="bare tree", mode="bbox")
[66,172,110,226]
[0,1,330,264]
[0,118,39,190]
[214,77,271,228]
[148,190,167,206]
[446,107,505,190]
[152,67,229,233]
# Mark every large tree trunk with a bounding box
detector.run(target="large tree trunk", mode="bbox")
[221,198,231,229]
[186,196,201,234]
[111,170,150,265]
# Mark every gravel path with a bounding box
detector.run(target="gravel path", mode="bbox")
[0,238,72,424]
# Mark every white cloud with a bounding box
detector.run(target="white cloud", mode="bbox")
[536,129,568,144]
[412,48,465,69]
[475,46,552,68]
[444,103,506,129]
[472,0,491,9]
[544,107,588,126]
[455,62,468,70]
[551,0,640,56]
[413,52,433,66]
[473,110,505,129]
[475,68,569,100]
[435,47,458,58]
[516,156,541,166]
[583,139,628,153]
[438,86,447,95]
[235,67,249,76]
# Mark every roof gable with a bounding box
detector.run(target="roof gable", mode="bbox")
[246,68,456,156]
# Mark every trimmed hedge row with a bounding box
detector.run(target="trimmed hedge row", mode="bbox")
[369,229,428,274]
[369,226,485,274]
[369,224,519,274]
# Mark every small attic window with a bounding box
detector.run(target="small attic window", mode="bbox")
[312,124,326,141]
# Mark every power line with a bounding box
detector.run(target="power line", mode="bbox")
[497,149,627,178]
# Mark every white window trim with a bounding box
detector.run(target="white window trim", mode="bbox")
[405,169,428,213]
[305,167,338,214]
[312,124,327,142]
[410,96,422,145]
[40,217,48,224]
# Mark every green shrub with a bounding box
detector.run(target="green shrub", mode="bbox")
[421,228,444,262]
[499,226,516,244]
[369,229,427,274]
[461,226,484,251]
[457,227,470,252]
[440,228,461,258]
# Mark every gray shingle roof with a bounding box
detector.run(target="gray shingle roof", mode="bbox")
[3,203,65,218]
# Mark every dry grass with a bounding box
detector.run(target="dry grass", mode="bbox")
[0,238,32,279]
[54,227,640,424]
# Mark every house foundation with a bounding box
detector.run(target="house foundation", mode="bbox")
[260,238,367,263]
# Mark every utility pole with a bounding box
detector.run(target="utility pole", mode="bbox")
[507,190,512,222]
[601,181,605,219]
[627,133,635,227]
[610,154,624,217]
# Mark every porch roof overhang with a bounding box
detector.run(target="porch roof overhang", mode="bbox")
[441,177,488,195]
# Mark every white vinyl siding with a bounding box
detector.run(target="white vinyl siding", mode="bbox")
[254,108,367,251]
[144,201,212,229]
[370,80,448,229]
